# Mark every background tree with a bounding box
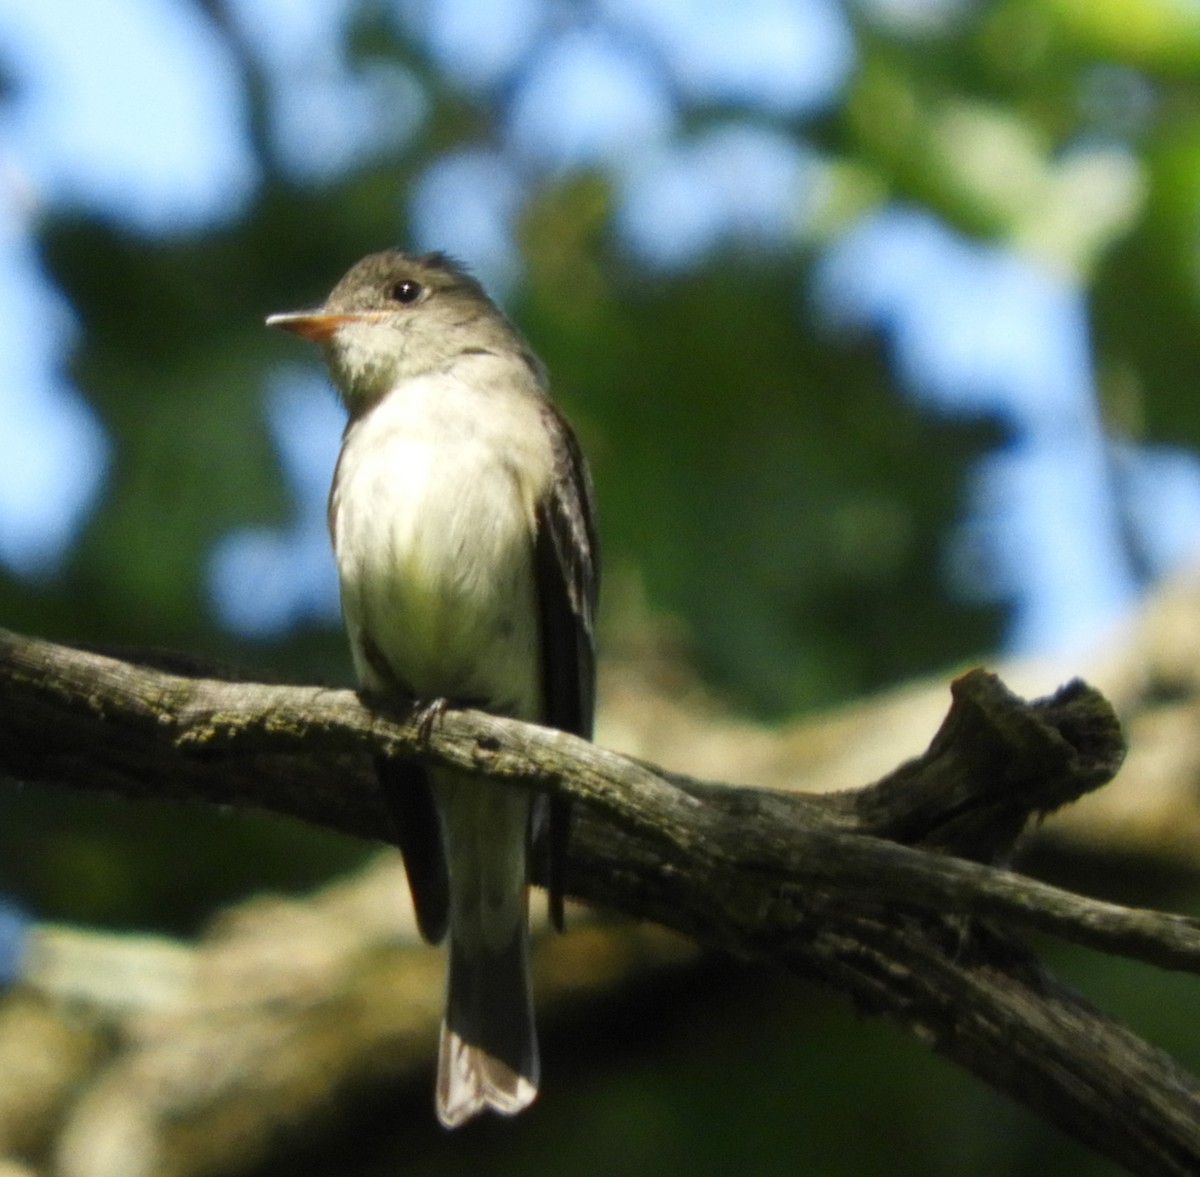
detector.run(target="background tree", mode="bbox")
[1,1,1200,1174]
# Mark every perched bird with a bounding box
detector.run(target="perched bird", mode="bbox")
[267,251,598,1127]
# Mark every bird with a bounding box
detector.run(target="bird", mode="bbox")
[266,251,598,1127]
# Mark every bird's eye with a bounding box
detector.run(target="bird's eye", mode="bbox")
[389,280,424,304]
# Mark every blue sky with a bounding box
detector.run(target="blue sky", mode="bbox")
[0,0,1197,657]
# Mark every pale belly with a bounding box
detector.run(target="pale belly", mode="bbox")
[332,423,543,720]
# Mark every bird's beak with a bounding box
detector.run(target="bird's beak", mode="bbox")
[265,310,384,343]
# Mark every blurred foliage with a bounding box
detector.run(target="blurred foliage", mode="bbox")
[3,1,1200,1173]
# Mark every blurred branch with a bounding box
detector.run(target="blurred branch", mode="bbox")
[599,561,1200,870]
[1,626,1200,1175]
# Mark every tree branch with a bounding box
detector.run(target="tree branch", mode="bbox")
[2,625,1199,1175]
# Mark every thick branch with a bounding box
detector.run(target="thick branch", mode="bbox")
[1,626,1198,1175]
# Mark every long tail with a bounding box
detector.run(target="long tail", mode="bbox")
[433,772,538,1128]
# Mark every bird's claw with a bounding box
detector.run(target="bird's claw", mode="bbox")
[413,698,450,744]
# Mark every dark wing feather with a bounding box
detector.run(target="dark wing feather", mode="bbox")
[358,630,450,946]
[533,404,599,929]
[376,757,450,945]
[332,431,450,944]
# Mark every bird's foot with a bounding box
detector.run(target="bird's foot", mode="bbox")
[413,698,450,744]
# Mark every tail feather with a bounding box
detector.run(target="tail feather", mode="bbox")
[437,1032,536,1126]
[437,917,538,1126]
[434,773,538,1128]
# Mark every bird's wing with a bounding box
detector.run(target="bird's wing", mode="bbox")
[376,756,450,944]
[533,404,599,929]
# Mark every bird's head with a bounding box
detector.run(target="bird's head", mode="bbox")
[267,251,514,411]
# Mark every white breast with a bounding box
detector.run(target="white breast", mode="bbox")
[331,362,554,720]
